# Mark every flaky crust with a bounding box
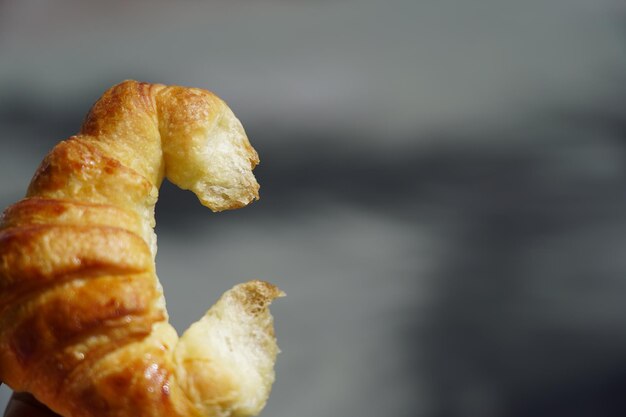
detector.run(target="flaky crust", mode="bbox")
[0,81,282,417]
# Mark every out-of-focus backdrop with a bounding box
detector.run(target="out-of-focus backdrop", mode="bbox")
[1,1,626,416]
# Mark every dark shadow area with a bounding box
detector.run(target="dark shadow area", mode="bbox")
[410,109,626,416]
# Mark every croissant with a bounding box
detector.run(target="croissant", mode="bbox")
[0,81,283,417]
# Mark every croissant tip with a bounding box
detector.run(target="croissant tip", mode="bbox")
[238,280,285,299]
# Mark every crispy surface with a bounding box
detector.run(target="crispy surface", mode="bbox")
[0,81,281,417]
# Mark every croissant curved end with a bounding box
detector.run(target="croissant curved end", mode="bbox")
[0,80,282,417]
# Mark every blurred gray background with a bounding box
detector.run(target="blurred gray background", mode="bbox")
[1,0,626,416]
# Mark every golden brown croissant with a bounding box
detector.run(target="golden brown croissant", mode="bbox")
[0,81,283,417]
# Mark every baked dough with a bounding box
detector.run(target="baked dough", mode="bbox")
[0,81,283,417]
